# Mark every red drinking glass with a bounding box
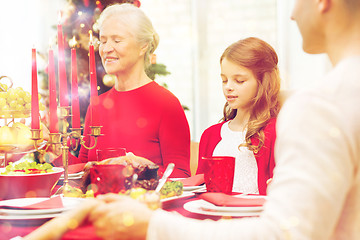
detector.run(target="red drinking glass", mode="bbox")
[90,164,133,196]
[203,156,235,194]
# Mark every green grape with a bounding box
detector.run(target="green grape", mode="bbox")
[25,103,31,110]
[9,100,17,109]
[15,87,26,98]
[2,104,10,111]
[0,92,8,99]
[15,104,24,111]
[17,97,25,105]
[0,98,6,107]
[39,102,46,111]
[7,90,18,101]
[24,92,31,103]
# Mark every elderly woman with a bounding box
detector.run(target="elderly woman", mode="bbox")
[78,4,191,177]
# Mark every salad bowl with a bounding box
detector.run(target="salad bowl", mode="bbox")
[0,166,64,200]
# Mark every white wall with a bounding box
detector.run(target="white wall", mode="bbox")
[0,0,62,92]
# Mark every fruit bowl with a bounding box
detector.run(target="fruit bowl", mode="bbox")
[0,167,64,200]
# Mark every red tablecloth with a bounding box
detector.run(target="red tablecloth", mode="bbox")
[1,193,224,240]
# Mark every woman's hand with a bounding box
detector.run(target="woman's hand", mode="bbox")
[89,193,154,240]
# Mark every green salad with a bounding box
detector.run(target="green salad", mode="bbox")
[1,161,54,175]
[160,181,183,199]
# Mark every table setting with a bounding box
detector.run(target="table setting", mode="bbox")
[0,76,266,238]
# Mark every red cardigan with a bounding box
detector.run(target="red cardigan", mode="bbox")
[196,118,276,195]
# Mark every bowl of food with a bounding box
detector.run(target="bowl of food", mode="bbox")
[0,162,64,200]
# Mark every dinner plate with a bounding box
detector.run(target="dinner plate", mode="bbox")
[199,195,265,212]
[161,191,195,203]
[0,196,85,216]
[183,199,263,217]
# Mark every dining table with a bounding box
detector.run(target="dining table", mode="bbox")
[1,193,231,240]
[1,173,264,240]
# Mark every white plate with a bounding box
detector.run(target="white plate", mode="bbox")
[0,212,60,221]
[0,196,85,216]
[199,195,265,212]
[161,191,195,203]
[183,199,263,217]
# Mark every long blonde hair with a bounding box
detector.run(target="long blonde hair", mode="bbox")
[220,37,281,152]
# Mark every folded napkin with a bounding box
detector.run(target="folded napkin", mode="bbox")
[178,174,205,187]
[68,163,86,174]
[199,192,265,207]
[0,195,64,210]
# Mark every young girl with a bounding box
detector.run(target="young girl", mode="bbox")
[196,37,281,195]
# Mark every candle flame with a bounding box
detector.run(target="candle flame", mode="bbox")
[70,36,77,48]
[58,11,62,24]
[49,38,53,49]
[89,30,93,45]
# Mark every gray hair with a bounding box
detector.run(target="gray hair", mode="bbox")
[98,3,159,69]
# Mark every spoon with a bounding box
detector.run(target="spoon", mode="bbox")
[155,163,175,193]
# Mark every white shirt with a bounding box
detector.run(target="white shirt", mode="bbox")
[147,56,360,240]
[213,121,259,194]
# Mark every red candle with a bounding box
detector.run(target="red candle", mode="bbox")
[71,46,80,129]
[57,12,68,107]
[48,46,58,133]
[89,31,99,126]
[31,48,40,130]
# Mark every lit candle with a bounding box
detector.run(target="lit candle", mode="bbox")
[89,31,99,126]
[71,37,80,129]
[31,48,40,130]
[57,11,68,107]
[48,45,58,133]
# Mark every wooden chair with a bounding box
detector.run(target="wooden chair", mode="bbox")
[190,141,199,176]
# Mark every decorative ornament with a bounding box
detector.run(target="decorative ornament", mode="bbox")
[94,7,101,19]
[96,1,104,11]
[133,0,141,7]
[93,21,100,33]
[103,74,116,87]
[83,0,90,7]
[91,36,100,51]
[63,2,76,21]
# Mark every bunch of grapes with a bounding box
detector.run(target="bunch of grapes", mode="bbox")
[0,83,45,118]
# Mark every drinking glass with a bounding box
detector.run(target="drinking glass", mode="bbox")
[203,156,235,194]
[90,164,133,196]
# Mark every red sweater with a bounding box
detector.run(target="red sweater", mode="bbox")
[196,118,277,195]
[78,82,191,177]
